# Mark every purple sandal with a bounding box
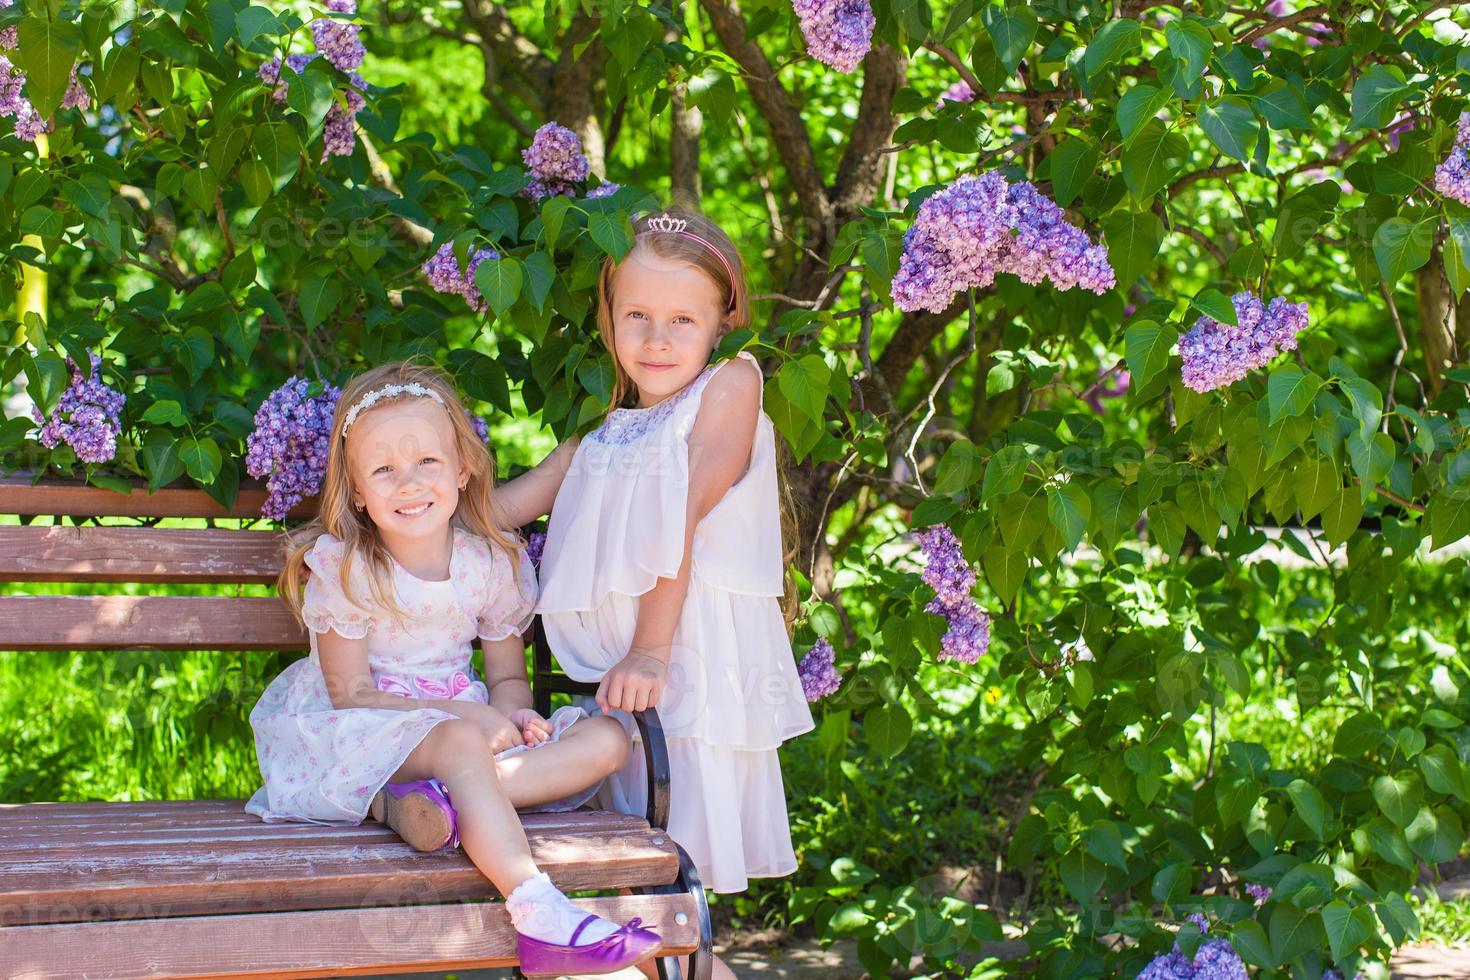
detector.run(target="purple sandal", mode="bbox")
[517,913,662,977]
[369,777,459,851]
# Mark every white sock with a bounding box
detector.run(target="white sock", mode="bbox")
[505,871,620,946]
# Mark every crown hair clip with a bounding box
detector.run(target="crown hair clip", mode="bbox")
[643,213,688,235]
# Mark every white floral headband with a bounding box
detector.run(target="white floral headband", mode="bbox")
[340,382,447,438]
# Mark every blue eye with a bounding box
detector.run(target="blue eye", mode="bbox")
[374,465,391,474]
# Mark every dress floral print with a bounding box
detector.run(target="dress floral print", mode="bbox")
[245,526,548,825]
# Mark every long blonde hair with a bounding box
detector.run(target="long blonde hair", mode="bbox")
[594,207,800,627]
[277,360,524,626]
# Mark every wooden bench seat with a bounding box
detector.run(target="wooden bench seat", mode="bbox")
[0,475,712,979]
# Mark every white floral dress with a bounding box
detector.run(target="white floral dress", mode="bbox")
[245,526,585,825]
[537,351,816,893]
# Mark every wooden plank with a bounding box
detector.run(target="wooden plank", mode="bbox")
[0,893,699,979]
[0,526,285,583]
[0,474,316,520]
[0,595,308,650]
[2,835,680,925]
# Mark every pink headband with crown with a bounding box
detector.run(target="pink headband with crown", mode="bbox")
[637,213,737,312]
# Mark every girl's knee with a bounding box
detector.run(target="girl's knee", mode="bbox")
[584,715,631,772]
[426,719,494,771]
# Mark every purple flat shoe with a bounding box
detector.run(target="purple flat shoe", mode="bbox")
[369,777,459,851]
[517,913,662,977]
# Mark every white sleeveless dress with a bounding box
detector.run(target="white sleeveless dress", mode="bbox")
[536,351,815,893]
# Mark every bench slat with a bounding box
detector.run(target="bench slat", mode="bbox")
[2,893,699,979]
[0,595,307,650]
[0,526,285,582]
[1,803,680,925]
[0,474,314,519]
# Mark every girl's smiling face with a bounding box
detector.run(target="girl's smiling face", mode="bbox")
[346,399,468,547]
[610,246,729,408]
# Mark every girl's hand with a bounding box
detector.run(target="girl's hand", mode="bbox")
[460,702,524,754]
[508,708,554,747]
[596,652,668,714]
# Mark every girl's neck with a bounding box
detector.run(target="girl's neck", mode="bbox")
[379,525,454,581]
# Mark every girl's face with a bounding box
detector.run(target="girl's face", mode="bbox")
[610,247,729,408]
[346,399,469,546]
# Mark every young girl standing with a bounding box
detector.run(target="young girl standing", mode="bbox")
[499,209,815,978]
[246,361,661,976]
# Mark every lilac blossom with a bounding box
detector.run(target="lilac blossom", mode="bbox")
[0,0,14,51]
[937,80,976,106]
[525,531,547,568]
[1435,112,1470,206]
[1083,367,1130,414]
[892,173,1115,314]
[467,412,489,443]
[1245,882,1272,905]
[311,0,365,73]
[0,6,87,143]
[259,55,367,161]
[30,352,125,464]
[586,182,622,199]
[521,123,589,200]
[421,241,499,313]
[1178,291,1310,392]
[797,638,842,701]
[916,524,993,665]
[245,377,342,520]
[791,0,874,73]
[1138,914,1248,980]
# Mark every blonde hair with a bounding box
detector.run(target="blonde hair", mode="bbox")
[594,206,800,627]
[277,360,524,627]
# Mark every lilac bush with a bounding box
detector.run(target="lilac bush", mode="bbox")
[421,241,499,313]
[522,122,589,200]
[791,0,875,73]
[798,637,843,701]
[892,173,1115,313]
[30,352,125,464]
[244,377,342,520]
[1179,291,1310,392]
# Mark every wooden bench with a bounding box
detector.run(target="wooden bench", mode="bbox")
[0,475,712,979]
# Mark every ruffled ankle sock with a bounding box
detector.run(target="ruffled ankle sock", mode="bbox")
[505,871,620,946]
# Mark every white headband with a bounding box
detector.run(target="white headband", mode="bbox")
[340,382,447,437]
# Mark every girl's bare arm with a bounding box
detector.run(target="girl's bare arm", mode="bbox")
[494,436,581,528]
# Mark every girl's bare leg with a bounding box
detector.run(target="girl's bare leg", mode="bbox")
[491,715,630,808]
[387,718,539,894]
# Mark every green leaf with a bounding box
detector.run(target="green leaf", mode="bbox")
[1322,488,1365,547]
[1294,455,1338,522]
[1373,217,1435,286]
[540,195,572,252]
[474,256,524,318]
[251,122,302,192]
[981,4,1038,75]
[298,277,341,330]
[1191,288,1237,326]
[13,17,81,118]
[1429,488,1470,551]
[1373,772,1423,828]
[1047,482,1091,550]
[1347,430,1394,490]
[1269,905,1325,967]
[1349,63,1409,131]
[1122,120,1189,201]
[1101,208,1164,287]
[1322,901,1379,963]
[1163,18,1212,84]
[982,538,1027,606]
[777,355,832,426]
[142,399,187,426]
[1267,365,1321,424]
[179,436,222,486]
[982,444,1029,500]
[1124,320,1177,388]
[1084,18,1141,79]
[1419,744,1469,801]
[1273,181,1340,261]
[1231,920,1272,969]
[1048,138,1098,208]
[1251,78,1312,130]
[1286,779,1328,840]
[588,211,634,261]
[935,439,985,496]
[864,704,912,760]
[1082,820,1128,870]
[1116,83,1171,146]
[1197,96,1258,162]
[1339,376,1383,438]
[1059,849,1106,903]
[1407,806,1464,863]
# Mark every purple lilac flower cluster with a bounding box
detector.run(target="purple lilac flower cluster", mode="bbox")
[1178,290,1310,393]
[522,123,590,200]
[421,241,499,313]
[797,637,842,701]
[244,377,342,520]
[525,531,547,568]
[937,80,976,106]
[892,173,1116,314]
[0,2,88,142]
[586,182,622,199]
[467,412,489,443]
[916,524,992,665]
[1138,914,1248,980]
[258,51,368,162]
[311,0,365,73]
[1245,883,1272,905]
[30,352,125,464]
[791,0,874,73]
[1434,112,1470,206]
